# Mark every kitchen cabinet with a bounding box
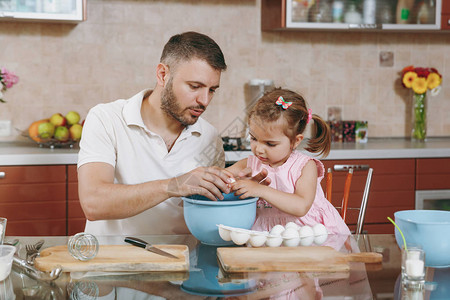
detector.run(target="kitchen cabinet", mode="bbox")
[67,164,85,235]
[441,1,450,32]
[262,0,445,31]
[321,159,416,234]
[0,165,66,236]
[0,0,86,23]
[416,158,450,190]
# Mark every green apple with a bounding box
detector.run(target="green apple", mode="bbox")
[54,126,69,142]
[69,124,83,141]
[66,111,80,126]
[37,122,55,139]
[50,113,67,126]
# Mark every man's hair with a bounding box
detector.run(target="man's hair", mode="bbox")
[160,31,227,72]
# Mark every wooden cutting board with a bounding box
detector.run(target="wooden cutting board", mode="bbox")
[217,246,382,273]
[35,245,189,273]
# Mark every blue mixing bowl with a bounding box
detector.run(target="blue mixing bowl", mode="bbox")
[394,210,450,268]
[188,192,245,201]
[182,195,257,246]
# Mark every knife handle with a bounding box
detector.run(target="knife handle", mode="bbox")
[124,237,148,248]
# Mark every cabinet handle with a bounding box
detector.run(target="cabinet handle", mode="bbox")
[334,165,369,171]
[347,24,381,30]
[0,172,4,179]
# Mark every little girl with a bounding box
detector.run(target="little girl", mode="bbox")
[227,88,350,235]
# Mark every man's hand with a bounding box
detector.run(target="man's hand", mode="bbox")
[168,166,234,201]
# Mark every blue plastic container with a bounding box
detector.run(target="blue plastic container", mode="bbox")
[188,192,246,201]
[182,195,257,246]
[394,210,450,268]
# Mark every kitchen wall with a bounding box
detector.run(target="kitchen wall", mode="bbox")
[0,0,449,141]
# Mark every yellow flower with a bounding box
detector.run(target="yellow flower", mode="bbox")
[412,77,427,94]
[402,71,417,88]
[427,72,442,90]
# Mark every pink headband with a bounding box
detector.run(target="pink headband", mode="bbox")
[306,109,312,124]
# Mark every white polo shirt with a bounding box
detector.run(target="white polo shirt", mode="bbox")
[78,89,224,235]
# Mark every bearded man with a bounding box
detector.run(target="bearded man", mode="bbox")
[78,32,235,235]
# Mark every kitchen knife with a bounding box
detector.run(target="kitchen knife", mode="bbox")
[124,237,178,259]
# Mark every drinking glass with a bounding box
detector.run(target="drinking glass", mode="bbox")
[0,218,6,245]
[401,245,426,288]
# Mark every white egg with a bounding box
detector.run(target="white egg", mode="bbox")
[270,224,285,236]
[266,235,283,247]
[300,235,314,246]
[218,225,232,241]
[314,234,328,245]
[285,222,299,230]
[230,229,250,245]
[249,231,268,247]
[312,224,328,237]
[282,227,300,238]
[283,237,300,247]
[298,226,314,238]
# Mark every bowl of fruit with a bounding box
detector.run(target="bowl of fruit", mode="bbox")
[26,111,84,148]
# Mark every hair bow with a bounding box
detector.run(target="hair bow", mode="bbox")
[306,108,312,124]
[275,96,292,109]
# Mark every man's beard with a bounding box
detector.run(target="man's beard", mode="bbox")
[160,78,204,126]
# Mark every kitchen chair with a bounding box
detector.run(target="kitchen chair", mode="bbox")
[326,167,374,235]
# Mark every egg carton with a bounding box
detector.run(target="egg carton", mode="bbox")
[217,222,329,248]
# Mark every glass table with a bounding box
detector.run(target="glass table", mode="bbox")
[1,234,448,299]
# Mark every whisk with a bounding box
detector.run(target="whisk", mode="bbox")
[68,233,99,261]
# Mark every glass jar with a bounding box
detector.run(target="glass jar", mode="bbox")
[308,0,333,23]
[332,0,344,23]
[344,1,362,24]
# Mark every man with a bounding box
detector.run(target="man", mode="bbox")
[78,32,234,235]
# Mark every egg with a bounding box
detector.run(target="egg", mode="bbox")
[230,229,251,245]
[270,224,285,236]
[249,231,268,247]
[312,224,328,237]
[285,222,299,230]
[298,225,314,238]
[282,228,300,247]
[265,235,283,247]
[282,227,300,238]
[218,224,232,241]
[314,234,328,245]
[300,235,314,246]
[284,237,301,247]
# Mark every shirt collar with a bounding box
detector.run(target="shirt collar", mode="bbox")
[122,89,203,137]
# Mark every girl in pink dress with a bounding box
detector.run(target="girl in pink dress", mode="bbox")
[227,88,350,236]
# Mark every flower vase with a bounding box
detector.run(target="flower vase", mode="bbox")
[411,92,427,141]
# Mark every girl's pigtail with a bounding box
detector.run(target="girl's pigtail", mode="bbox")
[304,114,331,157]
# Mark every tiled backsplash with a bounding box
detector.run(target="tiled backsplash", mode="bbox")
[0,0,448,142]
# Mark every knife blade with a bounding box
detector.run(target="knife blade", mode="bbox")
[124,237,178,259]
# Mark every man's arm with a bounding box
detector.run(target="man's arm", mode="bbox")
[78,162,234,221]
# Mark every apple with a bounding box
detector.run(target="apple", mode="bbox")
[50,113,67,127]
[28,119,49,142]
[66,111,80,126]
[54,126,69,142]
[37,122,55,139]
[69,124,83,141]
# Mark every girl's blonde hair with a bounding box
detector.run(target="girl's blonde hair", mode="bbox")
[248,88,331,157]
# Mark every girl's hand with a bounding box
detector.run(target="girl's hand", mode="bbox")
[237,167,271,186]
[230,179,264,199]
